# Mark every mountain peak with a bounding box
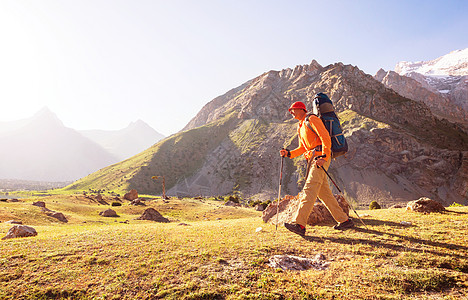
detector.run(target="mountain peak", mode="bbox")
[395,47,468,76]
[30,107,64,127]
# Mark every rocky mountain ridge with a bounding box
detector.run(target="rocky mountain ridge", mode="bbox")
[67,59,468,205]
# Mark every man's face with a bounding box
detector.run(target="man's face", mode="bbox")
[290,108,305,120]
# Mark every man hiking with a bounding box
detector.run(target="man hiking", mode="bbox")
[279,97,353,236]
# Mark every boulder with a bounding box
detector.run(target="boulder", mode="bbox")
[99,209,119,217]
[255,203,267,211]
[262,194,350,226]
[124,189,138,201]
[32,201,46,208]
[2,225,37,240]
[406,197,446,213]
[136,208,169,222]
[45,211,68,223]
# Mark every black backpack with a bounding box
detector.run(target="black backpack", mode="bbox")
[304,93,348,159]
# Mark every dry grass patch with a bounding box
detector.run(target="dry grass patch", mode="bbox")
[0,197,467,299]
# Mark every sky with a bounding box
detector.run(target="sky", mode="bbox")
[0,0,467,136]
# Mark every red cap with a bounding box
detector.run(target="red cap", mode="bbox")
[288,101,307,112]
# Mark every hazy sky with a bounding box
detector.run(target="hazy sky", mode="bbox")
[1,0,467,136]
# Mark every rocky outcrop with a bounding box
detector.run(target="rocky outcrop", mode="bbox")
[2,225,37,240]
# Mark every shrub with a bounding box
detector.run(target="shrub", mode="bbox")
[449,202,463,207]
[369,201,381,210]
[249,200,262,207]
[224,195,240,204]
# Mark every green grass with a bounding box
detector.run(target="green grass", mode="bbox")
[1,196,467,299]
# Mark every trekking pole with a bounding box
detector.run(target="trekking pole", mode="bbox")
[276,154,285,230]
[315,156,368,229]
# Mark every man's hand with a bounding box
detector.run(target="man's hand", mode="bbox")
[314,155,326,167]
[280,149,290,157]
[315,158,326,167]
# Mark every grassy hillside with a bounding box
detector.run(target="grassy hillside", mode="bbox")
[1,196,467,299]
[61,111,240,195]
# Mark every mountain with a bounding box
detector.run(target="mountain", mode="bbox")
[374,69,468,126]
[395,48,468,76]
[65,60,468,206]
[0,107,119,181]
[376,48,468,126]
[80,120,164,160]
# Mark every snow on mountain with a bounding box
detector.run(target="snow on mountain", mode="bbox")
[393,48,468,115]
[395,48,468,76]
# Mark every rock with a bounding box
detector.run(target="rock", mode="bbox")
[94,194,109,205]
[32,201,46,208]
[268,254,330,271]
[2,225,37,240]
[136,208,169,222]
[406,197,446,213]
[99,209,119,217]
[45,211,68,223]
[5,220,22,225]
[124,189,138,201]
[262,194,350,226]
[8,198,20,202]
[130,198,146,206]
[389,204,404,209]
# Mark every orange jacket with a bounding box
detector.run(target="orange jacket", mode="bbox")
[290,114,332,161]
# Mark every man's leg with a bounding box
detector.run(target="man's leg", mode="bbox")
[317,177,349,223]
[293,162,326,227]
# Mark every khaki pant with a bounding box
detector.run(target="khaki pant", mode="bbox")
[294,159,348,226]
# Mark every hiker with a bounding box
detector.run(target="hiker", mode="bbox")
[279,97,353,236]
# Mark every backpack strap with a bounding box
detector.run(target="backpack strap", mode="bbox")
[304,113,318,136]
